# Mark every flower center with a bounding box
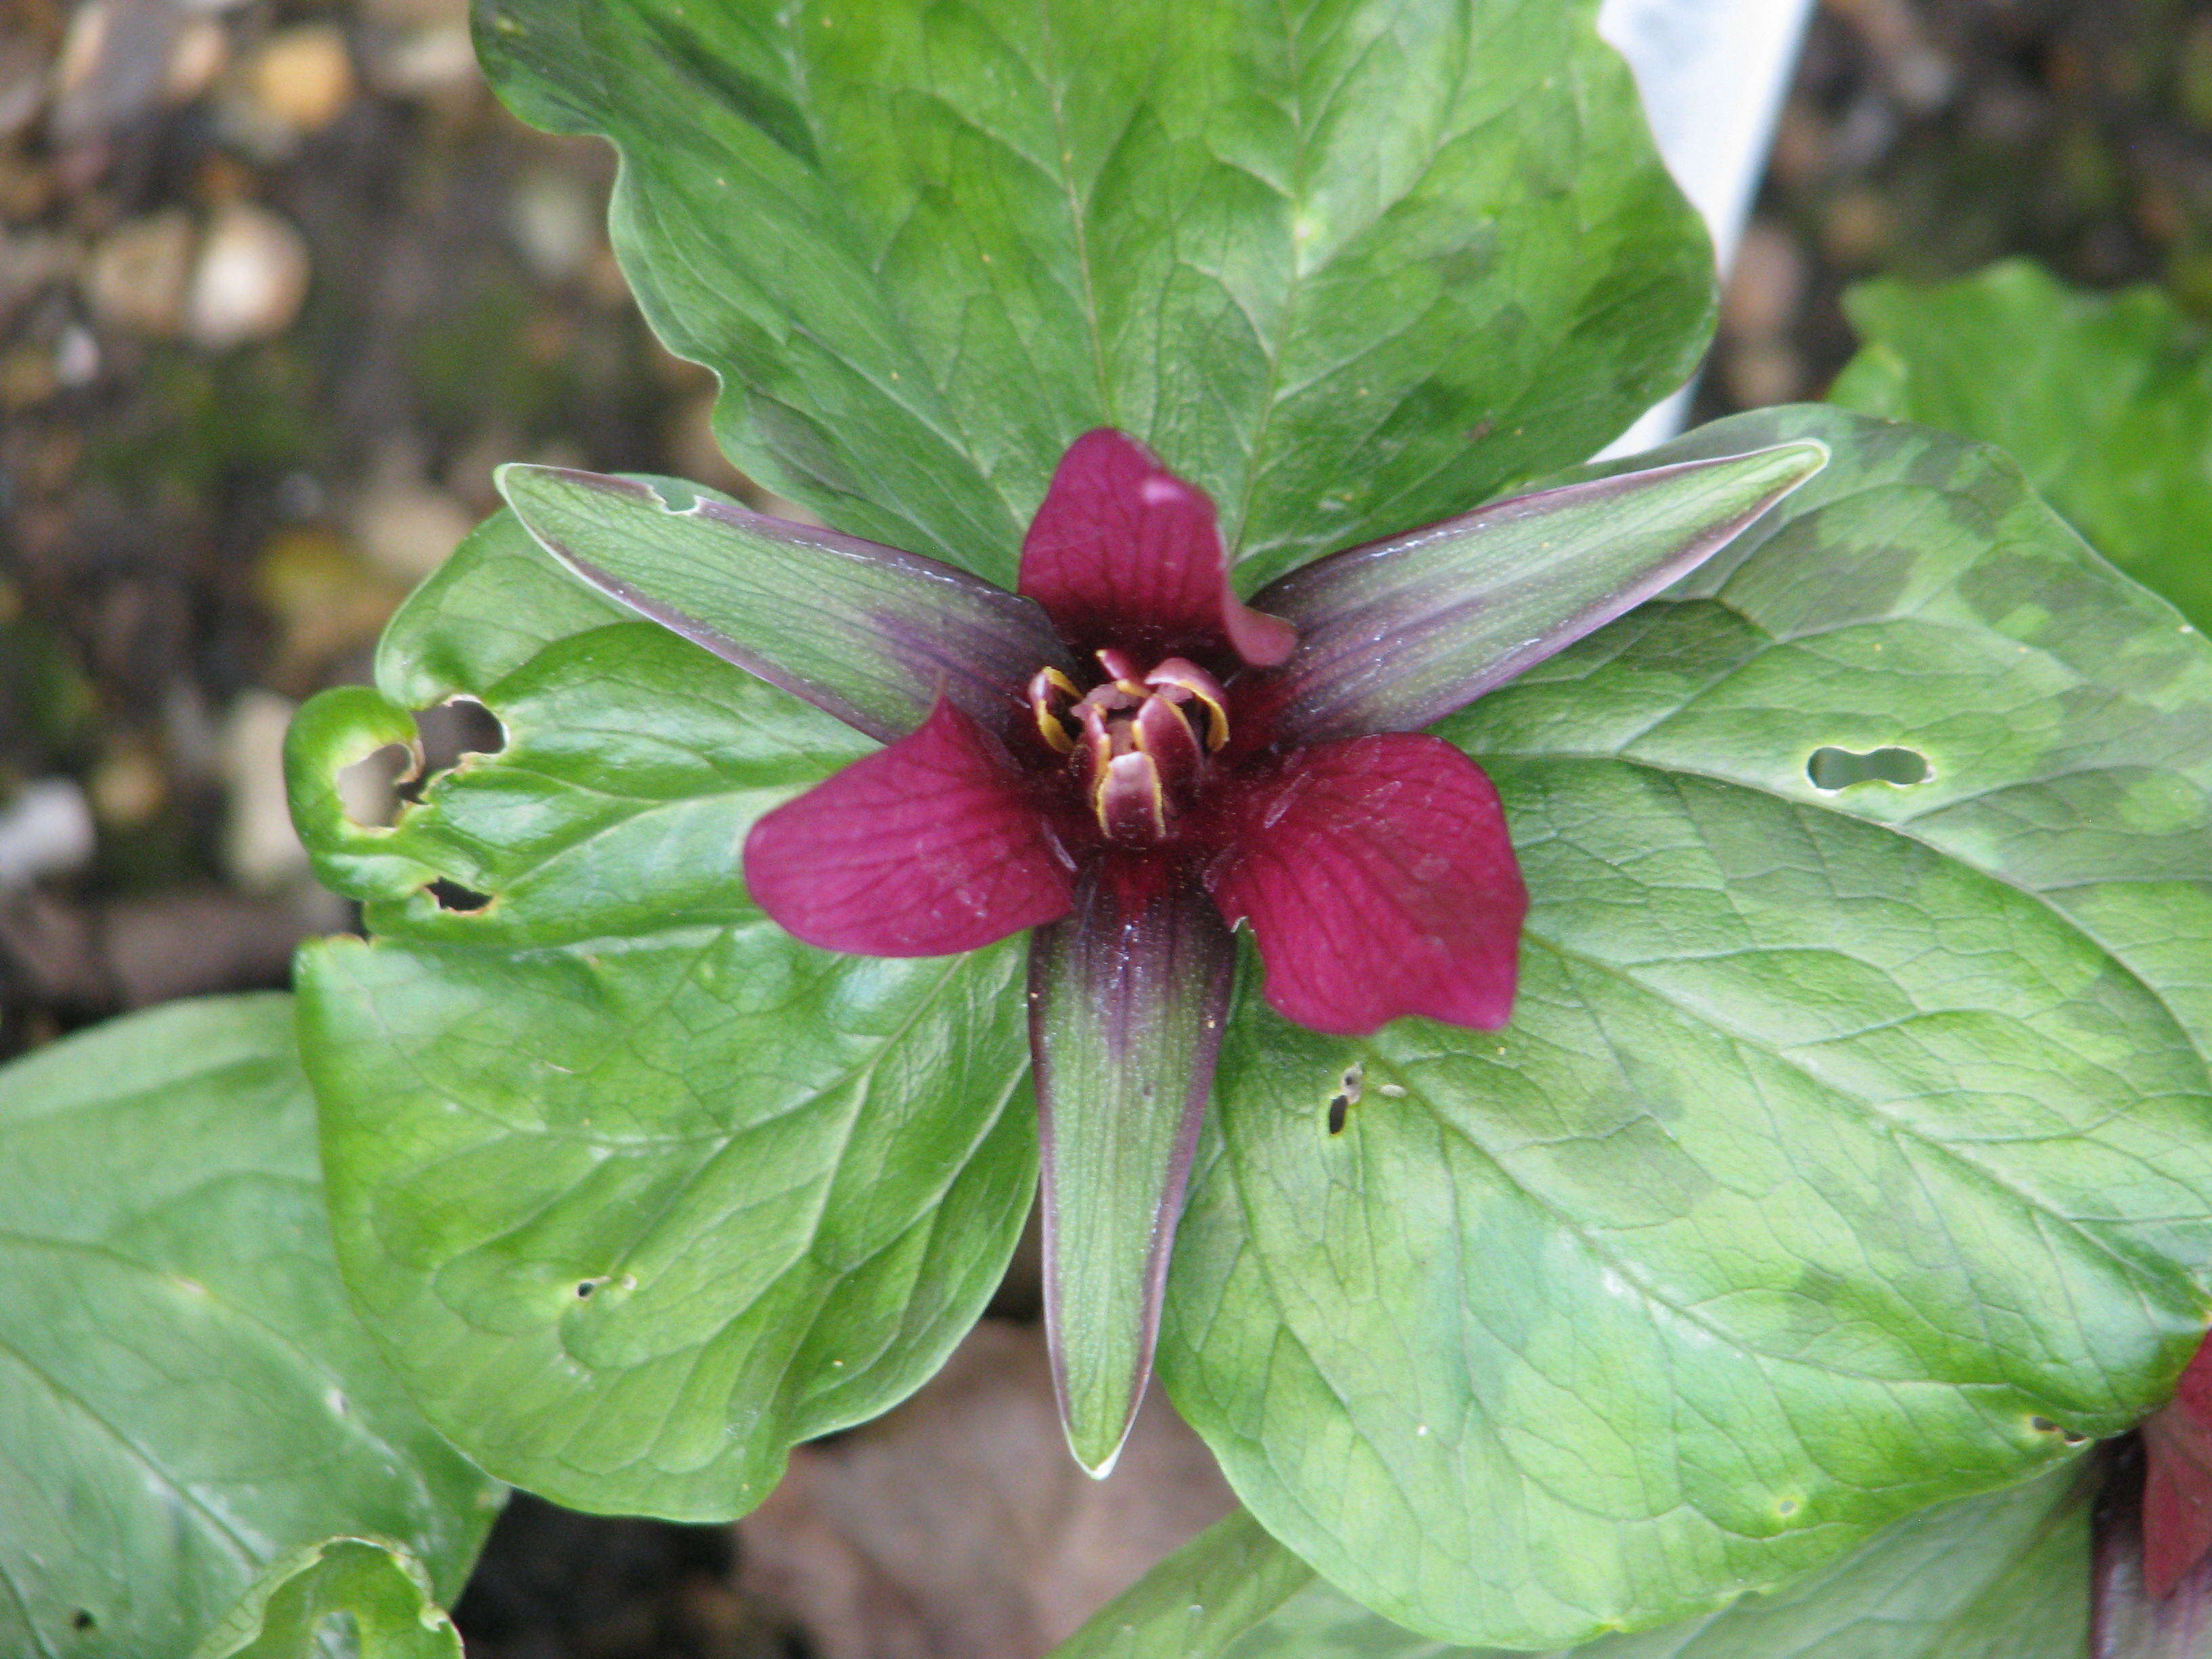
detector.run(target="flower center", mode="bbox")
[1028,649,1230,845]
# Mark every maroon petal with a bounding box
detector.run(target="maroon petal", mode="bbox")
[1206,735,1526,1036]
[743,699,1076,956]
[1019,430,1296,668]
[2142,1336,2212,1598]
[2097,1433,2212,1656]
[1031,860,1237,1473]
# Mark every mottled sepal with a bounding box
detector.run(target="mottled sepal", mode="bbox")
[1031,865,1236,1475]
[497,464,1074,743]
[1250,441,1829,745]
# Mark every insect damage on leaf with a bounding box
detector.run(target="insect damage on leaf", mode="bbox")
[1806,743,1933,790]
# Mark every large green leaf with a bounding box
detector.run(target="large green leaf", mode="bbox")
[289,508,1039,1518]
[474,0,1715,588]
[0,995,501,1659]
[1832,259,2212,630]
[191,1538,459,1659]
[1056,1460,2095,1659]
[1161,407,2212,1645]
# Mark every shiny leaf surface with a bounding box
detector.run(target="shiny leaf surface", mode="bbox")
[0,996,499,1659]
[1055,1461,2095,1658]
[1162,407,2212,1644]
[1833,259,2212,630]
[476,0,1715,588]
[289,512,1038,1518]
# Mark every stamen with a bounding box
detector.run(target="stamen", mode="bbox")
[1094,648,1149,699]
[1144,658,1231,752]
[1029,665,1081,754]
[1094,751,1168,842]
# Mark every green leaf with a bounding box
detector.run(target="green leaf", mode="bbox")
[1054,1460,2095,1659]
[1050,1509,1316,1659]
[289,510,1038,1519]
[1832,259,2212,630]
[191,1538,459,1659]
[1161,407,2212,1645]
[0,995,501,1659]
[475,0,1715,588]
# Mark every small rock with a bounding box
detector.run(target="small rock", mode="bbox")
[1820,186,1898,269]
[508,166,598,283]
[48,0,188,144]
[220,689,307,893]
[0,780,96,891]
[251,528,408,687]
[363,0,468,26]
[103,886,318,1007]
[361,20,476,98]
[0,231,80,333]
[88,739,167,827]
[353,476,475,581]
[52,325,100,388]
[186,201,309,348]
[163,13,226,102]
[0,33,50,140]
[0,343,57,410]
[243,22,354,135]
[85,209,194,336]
[1721,338,1807,409]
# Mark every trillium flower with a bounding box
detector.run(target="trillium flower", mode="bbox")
[499,429,1826,1473]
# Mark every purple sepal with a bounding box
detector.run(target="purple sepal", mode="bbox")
[1248,441,1829,746]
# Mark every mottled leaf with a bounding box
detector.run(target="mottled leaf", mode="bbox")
[1833,258,2212,630]
[476,0,1715,587]
[1055,1460,2095,1658]
[289,513,1038,1518]
[0,996,499,1659]
[1161,407,2212,1644]
[191,1538,459,1659]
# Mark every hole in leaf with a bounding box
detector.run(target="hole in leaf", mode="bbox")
[575,1280,596,1298]
[426,878,493,913]
[1807,745,1931,790]
[407,697,506,799]
[1326,1095,1349,1135]
[71,1611,94,1631]
[2030,1416,2056,1431]
[336,741,415,829]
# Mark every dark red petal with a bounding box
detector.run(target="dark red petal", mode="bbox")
[1206,735,1526,1036]
[743,699,1076,956]
[1019,430,1296,667]
[2096,1434,2212,1655]
[2144,1336,2212,1599]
